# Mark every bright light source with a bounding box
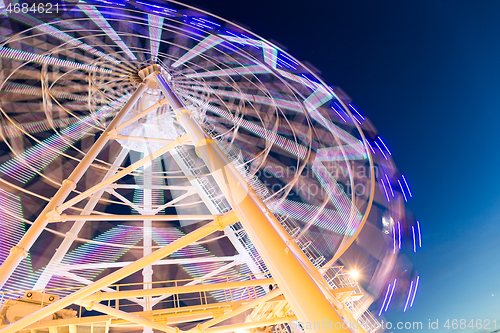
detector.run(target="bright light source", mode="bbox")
[349,270,359,280]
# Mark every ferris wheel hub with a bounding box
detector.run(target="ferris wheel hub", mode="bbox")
[115,93,178,153]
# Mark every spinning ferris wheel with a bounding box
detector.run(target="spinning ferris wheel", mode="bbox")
[0,1,421,333]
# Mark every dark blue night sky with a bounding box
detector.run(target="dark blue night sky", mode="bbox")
[194,0,500,330]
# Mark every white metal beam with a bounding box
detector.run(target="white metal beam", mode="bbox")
[61,271,145,305]
[77,302,175,333]
[48,214,217,222]
[59,256,242,272]
[0,80,150,290]
[150,259,242,305]
[109,184,195,191]
[0,212,238,333]
[33,148,131,290]
[45,135,190,218]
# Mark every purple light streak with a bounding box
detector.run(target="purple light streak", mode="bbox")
[398,179,408,202]
[385,174,395,197]
[331,106,347,123]
[398,221,401,249]
[402,175,412,197]
[240,33,260,49]
[404,280,414,312]
[348,103,365,120]
[392,226,396,254]
[352,114,362,125]
[281,52,299,65]
[367,141,376,155]
[378,283,391,316]
[380,178,390,202]
[412,226,416,252]
[136,1,177,12]
[198,17,221,27]
[385,279,397,311]
[417,220,422,247]
[377,136,392,155]
[410,276,420,307]
[374,141,388,160]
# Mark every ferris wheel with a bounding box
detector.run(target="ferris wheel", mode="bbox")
[0,1,421,333]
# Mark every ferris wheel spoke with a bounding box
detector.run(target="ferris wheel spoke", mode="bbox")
[6,12,119,65]
[2,117,81,138]
[183,92,366,164]
[148,14,164,62]
[0,95,130,184]
[309,108,368,154]
[315,144,368,162]
[171,35,223,69]
[78,3,138,61]
[269,199,354,235]
[2,82,86,101]
[311,161,361,221]
[184,64,271,79]
[182,94,309,159]
[240,153,361,236]
[178,84,303,112]
[218,34,278,69]
[0,47,113,74]
[275,68,323,90]
[303,85,333,111]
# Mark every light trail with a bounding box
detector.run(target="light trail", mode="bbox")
[0,47,112,73]
[402,175,412,197]
[410,276,420,307]
[6,11,118,64]
[385,174,395,197]
[398,221,401,249]
[417,220,422,247]
[398,179,408,202]
[392,226,396,254]
[381,178,390,202]
[403,280,414,312]
[374,141,388,160]
[148,14,164,62]
[378,283,391,316]
[349,103,365,120]
[78,2,137,60]
[412,225,416,252]
[377,136,392,155]
[172,34,223,68]
[384,278,397,311]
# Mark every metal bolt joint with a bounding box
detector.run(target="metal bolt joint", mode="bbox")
[62,178,76,189]
[195,138,214,158]
[176,108,192,123]
[10,245,27,258]
[65,231,76,240]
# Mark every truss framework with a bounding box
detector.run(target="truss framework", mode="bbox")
[0,69,375,333]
